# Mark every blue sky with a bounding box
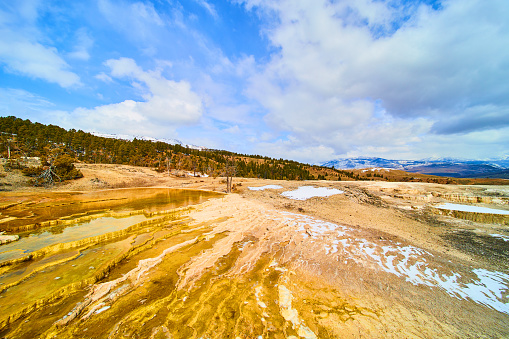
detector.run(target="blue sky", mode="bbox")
[1,0,508,163]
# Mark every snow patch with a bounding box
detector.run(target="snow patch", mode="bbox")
[183,171,208,177]
[435,203,509,215]
[361,167,393,173]
[490,234,509,242]
[281,186,344,200]
[90,132,205,150]
[248,185,283,191]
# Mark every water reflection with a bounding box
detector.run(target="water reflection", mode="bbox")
[0,188,222,263]
[0,215,148,262]
[0,188,221,231]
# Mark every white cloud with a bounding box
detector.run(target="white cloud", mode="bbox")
[67,28,93,61]
[0,1,80,87]
[0,88,54,114]
[98,0,164,43]
[208,104,252,124]
[240,0,509,160]
[223,125,241,134]
[95,72,113,83]
[431,105,509,135]
[184,55,259,126]
[257,141,337,164]
[193,0,218,19]
[404,126,509,160]
[0,36,80,87]
[69,58,203,136]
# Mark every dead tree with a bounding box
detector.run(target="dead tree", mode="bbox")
[173,154,183,177]
[223,158,237,193]
[166,156,171,176]
[7,139,11,159]
[192,159,198,177]
[35,147,64,186]
[36,166,61,187]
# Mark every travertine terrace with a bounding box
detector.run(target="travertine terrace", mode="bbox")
[0,164,508,338]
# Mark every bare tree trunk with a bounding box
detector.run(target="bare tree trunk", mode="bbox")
[223,158,236,193]
[37,166,61,187]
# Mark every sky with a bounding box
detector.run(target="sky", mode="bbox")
[0,0,508,164]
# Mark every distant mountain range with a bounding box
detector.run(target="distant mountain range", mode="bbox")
[321,157,509,179]
[90,132,206,151]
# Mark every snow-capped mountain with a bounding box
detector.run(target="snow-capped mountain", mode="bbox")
[320,157,509,178]
[90,132,207,151]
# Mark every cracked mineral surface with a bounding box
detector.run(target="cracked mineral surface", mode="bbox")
[1,176,508,338]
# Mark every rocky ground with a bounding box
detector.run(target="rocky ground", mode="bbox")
[0,163,508,338]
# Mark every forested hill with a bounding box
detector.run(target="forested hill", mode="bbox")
[3,116,507,185]
[0,116,320,180]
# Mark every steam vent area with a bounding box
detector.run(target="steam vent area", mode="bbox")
[1,181,508,338]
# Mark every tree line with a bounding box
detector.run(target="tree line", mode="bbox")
[0,116,318,181]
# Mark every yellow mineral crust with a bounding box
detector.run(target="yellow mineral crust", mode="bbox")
[1,184,508,338]
[278,284,317,339]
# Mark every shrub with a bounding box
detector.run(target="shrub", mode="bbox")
[22,166,43,177]
[53,154,83,180]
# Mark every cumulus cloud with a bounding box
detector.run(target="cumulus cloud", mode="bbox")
[240,0,509,159]
[71,58,203,136]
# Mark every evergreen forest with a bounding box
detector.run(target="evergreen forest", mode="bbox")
[0,116,325,181]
